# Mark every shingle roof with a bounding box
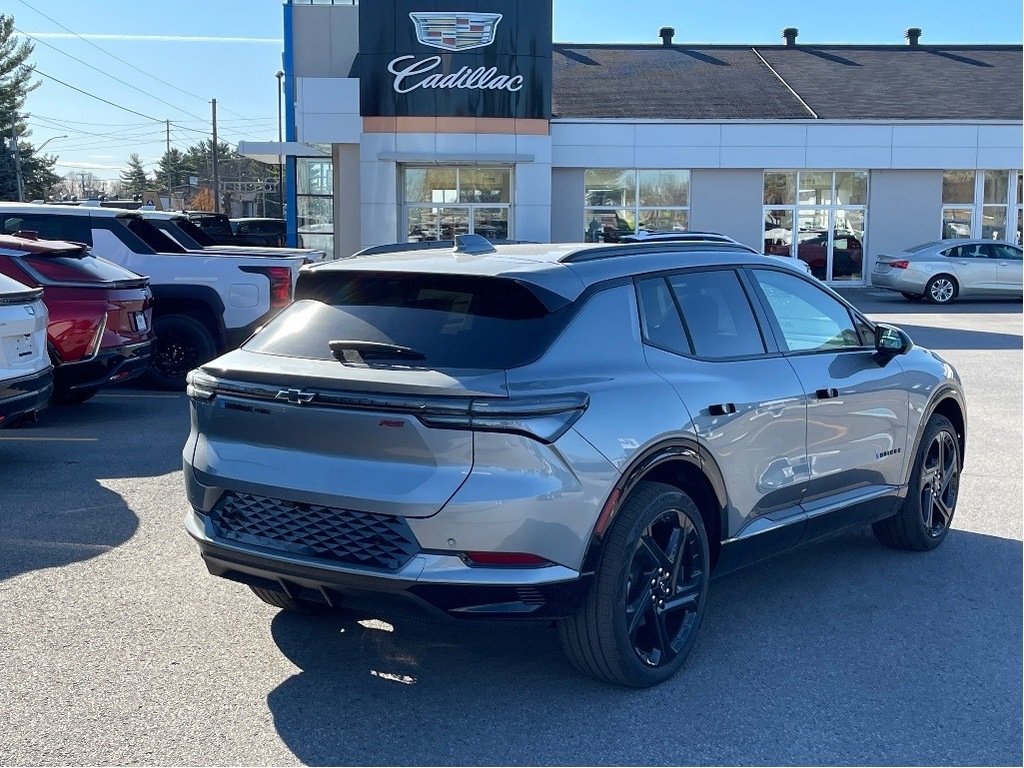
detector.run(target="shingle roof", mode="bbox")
[552,45,1023,120]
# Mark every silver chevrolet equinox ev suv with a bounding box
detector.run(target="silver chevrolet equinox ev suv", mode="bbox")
[183,237,966,687]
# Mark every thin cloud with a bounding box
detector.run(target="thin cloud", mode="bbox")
[55,160,125,170]
[24,32,281,44]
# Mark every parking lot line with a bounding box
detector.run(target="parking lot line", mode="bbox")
[95,392,184,399]
[0,436,98,442]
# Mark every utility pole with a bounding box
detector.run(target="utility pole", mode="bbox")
[10,121,25,202]
[211,99,220,214]
[165,119,171,210]
[80,172,86,198]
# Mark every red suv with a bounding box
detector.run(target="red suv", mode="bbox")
[0,234,154,403]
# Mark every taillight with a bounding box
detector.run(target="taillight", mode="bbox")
[266,267,293,310]
[462,552,550,567]
[890,260,910,269]
[418,393,590,443]
[87,313,108,358]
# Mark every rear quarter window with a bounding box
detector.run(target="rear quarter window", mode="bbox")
[20,251,144,285]
[251,271,570,370]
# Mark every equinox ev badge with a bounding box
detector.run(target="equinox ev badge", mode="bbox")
[409,12,502,51]
[276,388,316,405]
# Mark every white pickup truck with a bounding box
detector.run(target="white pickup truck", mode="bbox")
[0,203,306,389]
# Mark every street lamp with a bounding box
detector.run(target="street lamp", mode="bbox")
[34,134,68,153]
[275,70,284,218]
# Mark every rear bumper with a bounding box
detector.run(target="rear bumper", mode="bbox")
[55,340,153,392]
[871,269,928,293]
[184,509,591,620]
[0,367,53,424]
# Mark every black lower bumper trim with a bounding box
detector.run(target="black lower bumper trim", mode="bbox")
[0,368,53,424]
[194,531,591,621]
[55,341,153,392]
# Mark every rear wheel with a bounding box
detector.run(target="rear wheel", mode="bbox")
[249,586,329,614]
[146,314,217,390]
[924,275,958,305]
[558,482,710,687]
[873,414,960,551]
[901,292,924,301]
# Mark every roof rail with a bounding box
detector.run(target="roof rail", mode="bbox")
[560,241,757,264]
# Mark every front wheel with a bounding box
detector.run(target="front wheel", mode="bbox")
[873,414,960,551]
[558,482,710,687]
[146,314,217,390]
[925,275,958,305]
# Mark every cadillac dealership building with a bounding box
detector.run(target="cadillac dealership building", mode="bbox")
[241,0,1023,285]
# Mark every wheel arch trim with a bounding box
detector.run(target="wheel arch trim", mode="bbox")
[906,385,967,484]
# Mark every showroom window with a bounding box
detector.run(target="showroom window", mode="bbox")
[763,170,868,283]
[584,169,690,242]
[942,170,1021,242]
[297,157,334,257]
[402,166,512,241]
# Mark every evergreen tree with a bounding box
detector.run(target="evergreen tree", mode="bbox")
[120,153,149,198]
[156,147,187,191]
[0,13,46,201]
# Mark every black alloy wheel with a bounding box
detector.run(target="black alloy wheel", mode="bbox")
[624,509,705,668]
[873,414,960,551]
[919,428,960,538]
[558,482,710,687]
[147,315,216,390]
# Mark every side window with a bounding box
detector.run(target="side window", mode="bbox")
[1,214,92,244]
[988,244,1023,260]
[669,270,766,359]
[751,269,862,352]
[636,277,690,355]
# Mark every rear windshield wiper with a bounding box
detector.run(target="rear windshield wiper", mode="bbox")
[329,340,427,364]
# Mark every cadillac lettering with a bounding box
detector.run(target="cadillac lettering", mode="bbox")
[387,55,524,94]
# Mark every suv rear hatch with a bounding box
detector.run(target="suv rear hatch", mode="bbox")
[188,268,580,517]
[14,241,153,353]
[0,274,47,378]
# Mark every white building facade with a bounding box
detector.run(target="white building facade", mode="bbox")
[243,1,1023,286]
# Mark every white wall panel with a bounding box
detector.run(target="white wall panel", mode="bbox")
[361,203,400,247]
[805,145,893,168]
[299,113,361,143]
[634,124,721,147]
[515,135,553,164]
[435,133,478,156]
[514,204,551,242]
[551,145,635,168]
[977,147,1023,169]
[551,123,635,147]
[721,146,805,168]
[634,145,721,168]
[891,146,978,168]
[978,125,1023,148]
[891,125,978,147]
[721,124,807,146]
[360,161,397,205]
[359,132,396,162]
[515,163,552,207]
[806,125,892,147]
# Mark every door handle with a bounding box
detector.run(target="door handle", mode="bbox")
[708,402,737,416]
[957,261,971,265]
[815,387,839,400]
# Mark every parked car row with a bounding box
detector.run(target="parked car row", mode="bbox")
[0,203,323,391]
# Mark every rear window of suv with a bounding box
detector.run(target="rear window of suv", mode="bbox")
[248,271,570,369]
[19,249,144,285]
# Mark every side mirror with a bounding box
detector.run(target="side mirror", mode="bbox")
[875,323,913,357]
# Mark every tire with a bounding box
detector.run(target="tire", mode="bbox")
[145,314,217,390]
[873,414,960,551]
[249,586,329,614]
[53,386,100,405]
[901,292,924,301]
[558,482,710,687]
[924,274,958,305]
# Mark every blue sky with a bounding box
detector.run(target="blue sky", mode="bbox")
[10,0,1023,182]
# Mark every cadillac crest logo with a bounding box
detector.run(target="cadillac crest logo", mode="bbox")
[409,12,502,51]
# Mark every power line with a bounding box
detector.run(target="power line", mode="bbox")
[33,69,164,123]
[16,0,273,126]
[16,27,207,122]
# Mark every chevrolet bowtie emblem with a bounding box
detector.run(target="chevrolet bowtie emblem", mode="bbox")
[276,388,316,405]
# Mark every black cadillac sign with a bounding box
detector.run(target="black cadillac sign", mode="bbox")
[356,0,553,119]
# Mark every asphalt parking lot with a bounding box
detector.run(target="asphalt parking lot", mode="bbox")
[1,290,1020,766]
